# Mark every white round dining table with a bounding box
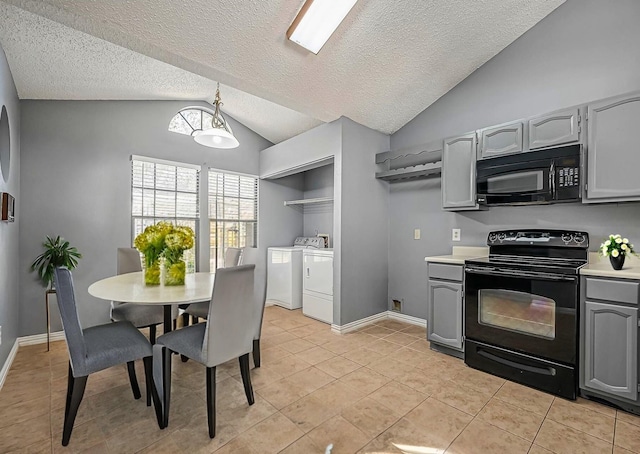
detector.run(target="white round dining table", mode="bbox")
[88,271,215,333]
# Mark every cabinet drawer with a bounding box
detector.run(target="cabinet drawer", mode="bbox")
[428,263,463,281]
[585,278,639,304]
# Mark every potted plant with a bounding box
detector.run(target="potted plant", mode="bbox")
[600,234,636,270]
[31,236,82,289]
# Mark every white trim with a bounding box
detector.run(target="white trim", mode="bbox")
[331,311,427,334]
[18,331,65,346]
[331,311,387,334]
[0,339,19,391]
[387,311,427,327]
[130,154,202,171]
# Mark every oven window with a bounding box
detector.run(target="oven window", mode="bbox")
[479,289,556,339]
[486,170,544,194]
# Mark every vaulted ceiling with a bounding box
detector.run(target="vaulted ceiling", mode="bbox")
[0,0,565,143]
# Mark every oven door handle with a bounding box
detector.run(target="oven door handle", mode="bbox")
[465,267,577,282]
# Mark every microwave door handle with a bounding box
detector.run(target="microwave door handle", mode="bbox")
[550,162,555,196]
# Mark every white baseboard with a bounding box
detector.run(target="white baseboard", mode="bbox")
[331,311,427,334]
[387,311,427,327]
[0,339,19,391]
[331,311,388,334]
[18,331,65,346]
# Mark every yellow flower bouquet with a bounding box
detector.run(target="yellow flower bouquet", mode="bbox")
[163,226,195,285]
[134,222,194,285]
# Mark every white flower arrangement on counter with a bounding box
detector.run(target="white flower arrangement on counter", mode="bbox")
[600,234,636,258]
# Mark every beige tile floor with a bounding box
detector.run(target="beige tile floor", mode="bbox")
[1,306,640,453]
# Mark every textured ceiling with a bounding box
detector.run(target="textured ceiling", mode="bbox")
[0,0,565,142]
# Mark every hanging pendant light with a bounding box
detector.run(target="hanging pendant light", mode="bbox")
[193,83,240,149]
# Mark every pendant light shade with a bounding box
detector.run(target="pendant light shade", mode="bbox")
[194,83,239,149]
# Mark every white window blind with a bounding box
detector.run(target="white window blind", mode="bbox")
[208,170,258,269]
[131,157,200,271]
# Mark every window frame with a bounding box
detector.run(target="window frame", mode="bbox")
[130,155,201,271]
[207,167,259,270]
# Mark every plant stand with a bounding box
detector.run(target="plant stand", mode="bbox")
[45,289,56,351]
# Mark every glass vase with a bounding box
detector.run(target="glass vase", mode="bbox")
[165,259,186,286]
[144,259,161,285]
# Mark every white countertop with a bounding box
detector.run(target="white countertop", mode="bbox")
[424,246,489,265]
[580,253,640,280]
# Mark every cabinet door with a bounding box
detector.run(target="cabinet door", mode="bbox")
[586,92,640,201]
[427,280,463,350]
[528,108,581,150]
[479,121,524,160]
[442,133,477,209]
[583,301,637,401]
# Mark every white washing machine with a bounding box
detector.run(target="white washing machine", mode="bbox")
[302,249,334,324]
[266,237,326,310]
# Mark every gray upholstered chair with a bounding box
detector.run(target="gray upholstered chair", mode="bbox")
[153,264,256,438]
[54,267,160,446]
[110,248,178,344]
[184,246,244,322]
[238,247,267,368]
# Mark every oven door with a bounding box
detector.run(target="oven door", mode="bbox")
[477,159,552,205]
[464,266,578,365]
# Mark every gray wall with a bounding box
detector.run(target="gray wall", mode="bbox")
[338,118,390,325]
[389,0,640,319]
[303,164,334,239]
[0,44,20,371]
[19,100,273,335]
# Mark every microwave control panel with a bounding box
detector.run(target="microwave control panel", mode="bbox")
[557,166,580,188]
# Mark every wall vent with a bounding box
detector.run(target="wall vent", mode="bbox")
[391,299,403,312]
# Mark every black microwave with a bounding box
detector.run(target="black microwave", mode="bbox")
[477,145,581,206]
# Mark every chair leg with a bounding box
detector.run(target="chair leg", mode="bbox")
[206,366,217,438]
[62,364,88,446]
[127,361,142,400]
[191,315,199,325]
[182,312,190,328]
[239,354,255,406]
[252,339,261,368]
[162,347,172,429]
[149,325,157,345]
[143,357,151,407]
[173,319,177,331]
[143,356,163,428]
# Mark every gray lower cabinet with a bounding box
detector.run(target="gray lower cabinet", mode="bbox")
[528,107,581,150]
[442,132,478,210]
[427,266,463,352]
[478,120,524,160]
[582,300,638,401]
[581,276,640,404]
[585,91,640,202]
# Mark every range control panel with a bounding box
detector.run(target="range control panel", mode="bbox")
[487,230,589,248]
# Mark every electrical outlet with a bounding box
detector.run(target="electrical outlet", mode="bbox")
[414,229,421,240]
[452,229,461,242]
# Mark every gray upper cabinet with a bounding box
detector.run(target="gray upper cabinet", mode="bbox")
[442,132,477,210]
[585,91,640,202]
[528,107,581,150]
[427,279,463,350]
[582,300,638,401]
[478,121,524,160]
